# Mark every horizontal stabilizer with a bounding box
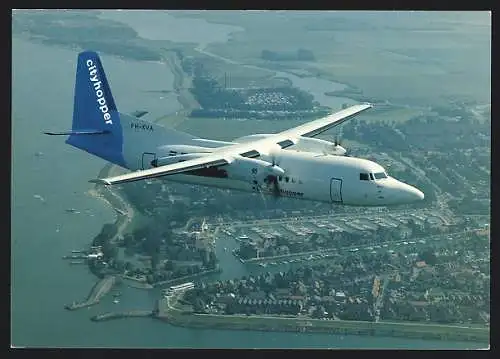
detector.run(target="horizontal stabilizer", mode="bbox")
[44,129,110,136]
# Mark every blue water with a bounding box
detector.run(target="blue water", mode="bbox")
[10,17,487,349]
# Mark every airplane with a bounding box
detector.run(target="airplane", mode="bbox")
[45,51,424,207]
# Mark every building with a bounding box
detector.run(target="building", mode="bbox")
[164,282,195,297]
[193,218,215,252]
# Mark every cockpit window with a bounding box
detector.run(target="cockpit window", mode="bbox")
[360,173,369,181]
[374,172,388,179]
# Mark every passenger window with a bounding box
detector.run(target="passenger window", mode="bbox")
[370,173,374,180]
[292,178,295,183]
[285,177,289,183]
[278,176,282,181]
[360,173,369,181]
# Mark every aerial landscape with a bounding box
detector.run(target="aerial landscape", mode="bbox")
[11,10,490,349]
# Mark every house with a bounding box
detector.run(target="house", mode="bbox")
[424,287,446,302]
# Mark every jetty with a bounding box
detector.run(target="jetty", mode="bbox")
[91,310,154,322]
[65,275,117,311]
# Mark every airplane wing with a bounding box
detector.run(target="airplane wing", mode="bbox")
[92,104,372,185]
[276,103,372,144]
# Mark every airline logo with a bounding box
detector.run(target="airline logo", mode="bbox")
[87,59,113,125]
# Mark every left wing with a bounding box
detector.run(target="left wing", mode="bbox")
[92,104,372,185]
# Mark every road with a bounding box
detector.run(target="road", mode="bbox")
[374,275,390,323]
[194,46,275,74]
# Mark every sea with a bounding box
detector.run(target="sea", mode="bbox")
[10,10,487,349]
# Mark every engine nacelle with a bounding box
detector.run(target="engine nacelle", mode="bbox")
[234,134,346,156]
[158,144,214,156]
[152,153,209,167]
[290,137,346,156]
[151,154,283,185]
[225,156,285,183]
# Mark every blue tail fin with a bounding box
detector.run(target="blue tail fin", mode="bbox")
[66,51,126,167]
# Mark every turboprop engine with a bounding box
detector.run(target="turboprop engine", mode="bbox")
[291,136,346,156]
[234,134,346,156]
[151,153,284,185]
[225,156,285,183]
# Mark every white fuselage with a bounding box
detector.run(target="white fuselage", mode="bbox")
[119,117,424,207]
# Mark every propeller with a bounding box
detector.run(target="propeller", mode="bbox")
[266,154,282,198]
[329,135,349,156]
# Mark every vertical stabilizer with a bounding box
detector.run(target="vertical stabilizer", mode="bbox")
[66,51,126,167]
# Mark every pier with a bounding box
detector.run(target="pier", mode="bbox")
[65,275,117,311]
[91,310,154,322]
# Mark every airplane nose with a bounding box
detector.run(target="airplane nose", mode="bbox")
[388,180,424,204]
[401,184,424,202]
[410,186,425,201]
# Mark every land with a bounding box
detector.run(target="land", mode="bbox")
[15,10,490,344]
[65,275,117,310]
[174,11,490,107]
[155,281,488,343]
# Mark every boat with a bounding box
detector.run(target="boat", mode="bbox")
[33,194,45,202]
[113,298,120,304]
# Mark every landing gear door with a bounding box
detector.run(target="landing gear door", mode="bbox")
[142,152,157,170]
[330,178,343,203]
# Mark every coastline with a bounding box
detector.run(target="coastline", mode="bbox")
[87,163,135,242]
[156,297,489,344]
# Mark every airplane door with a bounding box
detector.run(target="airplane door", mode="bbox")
[142,152,157,170]
[330,178,343,203]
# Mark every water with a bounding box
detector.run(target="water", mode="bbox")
[99,10,355,110]
[97,10,244,48]
[11,16,486,348]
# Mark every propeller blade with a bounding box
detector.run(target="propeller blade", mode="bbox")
[272,176,280,198]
